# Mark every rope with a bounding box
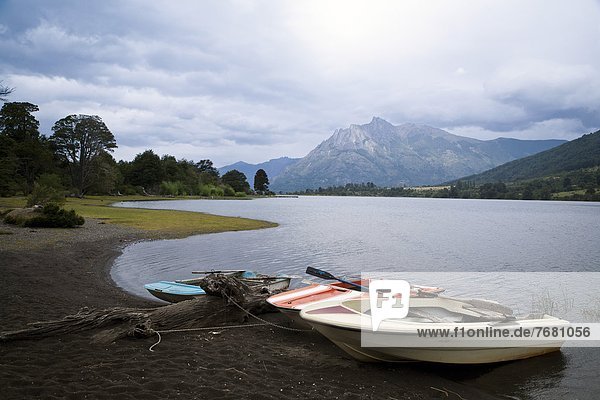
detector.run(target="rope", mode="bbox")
[149,331,161,352]
[148,293,312,351]
[221,292,313,333]
[157,323,267,334]
[149,323,267,352]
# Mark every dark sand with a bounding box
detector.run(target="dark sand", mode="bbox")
[0,220,504,399]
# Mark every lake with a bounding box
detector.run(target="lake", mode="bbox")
[111,196,600,399]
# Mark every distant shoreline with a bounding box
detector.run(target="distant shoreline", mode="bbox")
[286,189,600,202]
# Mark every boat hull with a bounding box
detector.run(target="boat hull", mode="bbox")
[278,308,313,329]
[144,281,206,303]
[240,277,291,293]
[307,319,563,364]
[300,297,568,364]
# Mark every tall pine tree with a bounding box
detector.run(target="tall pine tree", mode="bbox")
[253,168,269,194]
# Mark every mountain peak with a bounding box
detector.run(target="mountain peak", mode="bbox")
[270,118,566,192]
[347,117,393,131]
[367,116,393,127]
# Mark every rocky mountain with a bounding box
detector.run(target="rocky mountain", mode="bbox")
[218,156,299,183]
[270,117,565,192]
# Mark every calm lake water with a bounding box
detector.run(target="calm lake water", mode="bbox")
[111,196,600,399]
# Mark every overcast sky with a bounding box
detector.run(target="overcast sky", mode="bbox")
[1,0,599,166]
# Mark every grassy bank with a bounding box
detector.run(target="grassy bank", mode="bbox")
[0,196,277,239]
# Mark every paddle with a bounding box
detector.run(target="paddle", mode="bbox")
[191,270,246,274]
[305,267,366,291]
[300,279,349,291]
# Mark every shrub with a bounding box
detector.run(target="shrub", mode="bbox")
[222,185,235,197]
[159,181,171,195]
[198,184,213,197]
[22,203,85,228]
[3,212,19,225]
[4,208,40,225]
[234,191,247,198]
[118,184,142,195]
[199,184,226,197]
[212,186,224,197]
[0,179,19,197]
[159,181,185,196]
[27,183,65,207]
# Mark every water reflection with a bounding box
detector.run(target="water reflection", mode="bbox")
[425,351,569,399]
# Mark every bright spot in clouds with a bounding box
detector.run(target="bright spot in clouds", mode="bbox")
[0,0,599,165]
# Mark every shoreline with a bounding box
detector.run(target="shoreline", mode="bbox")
[0,195,278,240]
[0,217,506,399]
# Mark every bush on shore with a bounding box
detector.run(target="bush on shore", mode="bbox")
[4,203,84,228]
[26,178,66,207]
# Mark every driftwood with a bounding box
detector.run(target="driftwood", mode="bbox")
[194,273,282,308]
[0,274,279,343]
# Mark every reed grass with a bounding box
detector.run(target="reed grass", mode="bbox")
[531,287,574,318]
[581,298,600,322]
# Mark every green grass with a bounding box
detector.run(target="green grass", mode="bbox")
[0,196,277,238]
[553,189,588,199]
[0,197,24,210]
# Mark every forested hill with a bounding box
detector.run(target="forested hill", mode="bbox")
[458,130,600,183]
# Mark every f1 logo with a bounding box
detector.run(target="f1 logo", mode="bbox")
[369,279,411,331]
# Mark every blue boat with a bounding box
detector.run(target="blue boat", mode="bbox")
[144,271,291,303]
[143,281,207,303]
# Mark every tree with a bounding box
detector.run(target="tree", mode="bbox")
[196,159,217,173]
[253,169,269,194]
[0,135,18,195]
[86,151,121,195]
[50,114,117,196]
[0,102,40,141]
[158,155,200,195]
[124,150,162,192]
[196,159,219,185]
[479,182,507,199]
[161,155,181,182]
[221,169,250,193]
[448,185,459,198]
[26,173,65,206]
[0,80,14,101]
[0,102,53,193]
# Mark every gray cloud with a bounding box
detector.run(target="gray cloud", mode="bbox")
[1,0,599,165]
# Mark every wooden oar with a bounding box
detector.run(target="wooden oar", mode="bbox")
[192,271,299,279]
[192,270,246,274]
[300,279,355,291]
[305,267,366,291]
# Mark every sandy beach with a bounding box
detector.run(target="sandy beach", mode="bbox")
[0,219,507,400]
